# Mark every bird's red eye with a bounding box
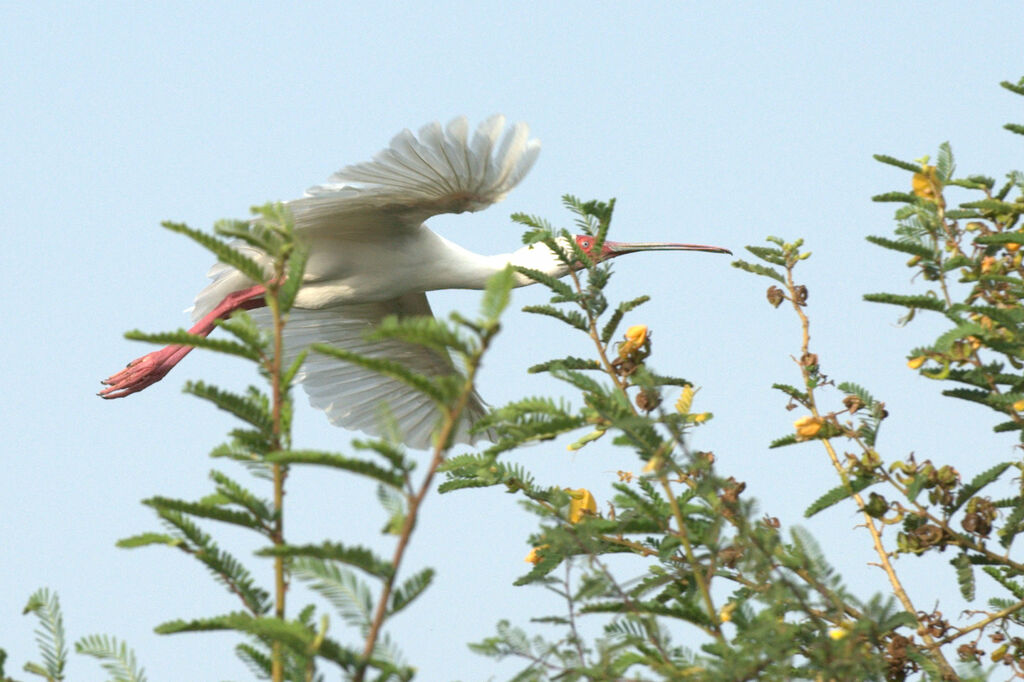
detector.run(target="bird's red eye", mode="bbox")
[580,240,591,250]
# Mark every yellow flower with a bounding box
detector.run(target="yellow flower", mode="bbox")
[981,255,998,273]
[643,456,662,473]
[675,384,695,414]
[719,602,737,623]
[911,165,942,201]
[524,544,549,564]
[907,356,926,370]
[618,324,649,357]
[828,627,848,641]
[1013,399,1024,412]
[793,415,823,439]
[566,488,597,523]
[617,470,634,483]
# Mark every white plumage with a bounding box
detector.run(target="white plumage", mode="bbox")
[101,115,729,449]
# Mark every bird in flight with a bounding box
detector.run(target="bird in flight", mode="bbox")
[100,115,730,448]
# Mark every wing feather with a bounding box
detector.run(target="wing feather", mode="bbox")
[291,115,540,236]
[249,294,490,449]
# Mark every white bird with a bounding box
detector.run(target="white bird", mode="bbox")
[100,115,730,448]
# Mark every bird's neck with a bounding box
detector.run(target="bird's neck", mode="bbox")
[421,232,568,291]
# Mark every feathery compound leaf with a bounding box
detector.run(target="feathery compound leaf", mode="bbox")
[369,315,473,357]
[312,344,449,404]
[513,265,576,298]
[22,588,67,680]
[950,462,1012,514]
[162,221,267,283]
[293,558,374,634]
[999,502,1024,549]
[257,542,393,578]
[951,553,975,601]
[521,304,590,331]
[143,495,266,531]
[873,154,921,173]
[116,532,181,549]
[743,246,786,266]
[872,191,919,203]
[481,266,515,322]
[973,231,1024,245]
[1005,123,1024,137]
[208,470,273,521]
[528,356,603,374]
[1001,80,1024,97]
[184,381,273,433]
[862,293,946,312]
[864,235,933,258]
[123,330,261,361]
[264,450,403,488]
[600,295,651,343]
[75,634,148,682]
[279,241,309,313]
[730,259,786,284]
[389,567,435,616]
[805,476,876,518]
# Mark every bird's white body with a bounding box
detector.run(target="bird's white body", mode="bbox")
[103,115,728,449]
[185,116,549,448]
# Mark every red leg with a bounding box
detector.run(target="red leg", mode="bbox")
[99,284,268,399]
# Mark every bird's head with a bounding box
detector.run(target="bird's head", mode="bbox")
[510,235,731,283]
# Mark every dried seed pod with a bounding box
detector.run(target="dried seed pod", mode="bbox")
[843,395,865,413]
[793,284,809,305]
[766,285,785,308]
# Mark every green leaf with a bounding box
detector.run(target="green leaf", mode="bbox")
[949,462,1011,514]
[1005,122,1024,137]
[184,382,273,433]
[513,265,575,298]
[313,344,449,404]
[142,496,265,531]
[600,295,651,343]
[772,383,808,404]
[521,304,589,331]
[292,558,374,635]
[1001,80,1024,97]
[115,533,181,549]
[389,567,435,616]
[864,235,933,259]
[528,356,602,373]
[862,293,946,312]
[74,634,148,682]
[264,450,403,488]
[256,542,393,578]
[973,232,1024,245]
[122,329,261,361]
[744,245,786,266]
[730,259,786,284]
[871,191,918,203]
[951,553,975,601]
[162,221,266,283]
[279,240,309,313]
[804,476,875,518]
[22,588,67,681]
[962,199,1024,215]
[768,433,799,449]
[873,154,921,173]
[481,266,515,322]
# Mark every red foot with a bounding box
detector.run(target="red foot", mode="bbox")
[99,283,269,400]
[99,344,192,399]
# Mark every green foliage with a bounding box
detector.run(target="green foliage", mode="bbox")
[21,589,66,681]
[74,635,147,682]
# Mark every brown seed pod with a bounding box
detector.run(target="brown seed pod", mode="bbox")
[766,285,785,308]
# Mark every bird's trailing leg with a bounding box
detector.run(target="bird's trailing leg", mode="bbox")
[99,284,268,399]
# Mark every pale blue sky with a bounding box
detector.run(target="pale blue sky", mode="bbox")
[3,2,1024,680]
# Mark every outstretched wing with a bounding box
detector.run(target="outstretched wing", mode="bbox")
[288,115,541,237]
[258,293,490,449]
